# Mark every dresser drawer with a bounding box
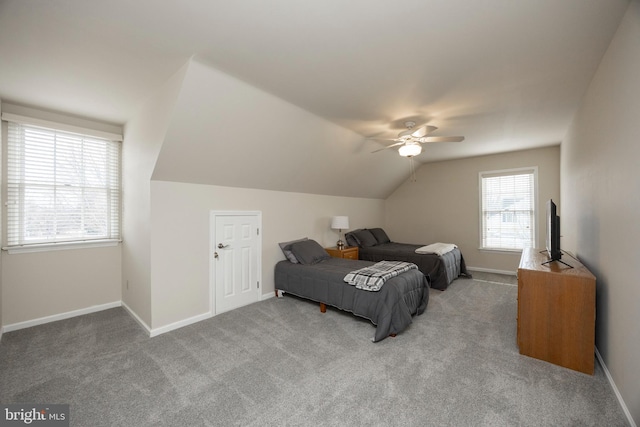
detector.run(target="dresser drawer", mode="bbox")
[342,248,359,259]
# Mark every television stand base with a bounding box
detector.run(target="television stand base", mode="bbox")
[541,258,574,268]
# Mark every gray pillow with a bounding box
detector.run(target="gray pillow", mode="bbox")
[278,237,308,263]
[352,229,377,247]
[289,239,331,265]
[369,228,391,244]
[345,229,362,247]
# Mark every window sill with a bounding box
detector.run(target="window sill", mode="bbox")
[3,239,121,254]
[479,247,524,255]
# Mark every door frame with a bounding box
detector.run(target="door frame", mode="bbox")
[209,210,262,316]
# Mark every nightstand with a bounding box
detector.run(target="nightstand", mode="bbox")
[325,246,359,260]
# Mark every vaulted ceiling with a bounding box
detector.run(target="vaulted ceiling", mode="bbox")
[0,0,630,197]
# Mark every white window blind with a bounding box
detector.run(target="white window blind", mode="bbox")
[5,121,121,248]
[480,168,536,251]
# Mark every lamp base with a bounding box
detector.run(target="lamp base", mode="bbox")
[336,239,345,250]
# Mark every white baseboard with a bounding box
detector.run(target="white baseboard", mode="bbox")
[149,292,280,336]
[467,266,517,276]
[261,291,276,301]
[149,311,212,338]
[120,301,152,336]
[2,301,121,333]
[121,300,212,338]
[595,347,637,427]
[149,291,279,336]
[0,299,232,341]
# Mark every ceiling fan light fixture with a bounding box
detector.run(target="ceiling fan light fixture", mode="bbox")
[398,143,422,157]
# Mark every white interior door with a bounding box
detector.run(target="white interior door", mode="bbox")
[212,212,261,315]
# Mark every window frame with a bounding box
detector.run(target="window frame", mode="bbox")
[2,114,122,254]
[478,167,538,253]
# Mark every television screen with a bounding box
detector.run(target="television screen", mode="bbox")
[546,199,561,261]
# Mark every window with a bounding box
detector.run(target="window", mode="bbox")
[479,167,537,251]
[4,118,121,250]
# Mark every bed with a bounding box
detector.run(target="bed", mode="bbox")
[275,238,430,342]
[345,228,470,291]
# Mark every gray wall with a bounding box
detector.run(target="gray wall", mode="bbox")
[385,145,560,273]
[561,2,639,424]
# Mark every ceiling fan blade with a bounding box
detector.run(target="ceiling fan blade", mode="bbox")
[371,141,404,153]
[410,125,437,138]
[370,137,401,142]
[420,136,465,143]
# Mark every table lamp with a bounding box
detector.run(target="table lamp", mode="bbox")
[331,216,349,249]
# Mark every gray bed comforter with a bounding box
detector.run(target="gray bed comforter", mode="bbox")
[274,257,430,342]
[358,243,469,290]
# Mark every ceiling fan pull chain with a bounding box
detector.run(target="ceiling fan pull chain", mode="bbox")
[409,157,417,182]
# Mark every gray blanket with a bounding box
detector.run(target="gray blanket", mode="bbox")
[357,243,469,290]
[274,258,429,342]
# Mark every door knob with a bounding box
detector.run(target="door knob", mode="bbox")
[217,243,229,249]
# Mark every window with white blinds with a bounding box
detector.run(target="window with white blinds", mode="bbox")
[5,121,121,248]
[479,168,537,251]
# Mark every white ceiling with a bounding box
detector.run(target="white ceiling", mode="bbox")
[0,0,630,166]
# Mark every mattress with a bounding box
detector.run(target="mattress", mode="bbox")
[274,257,429,342]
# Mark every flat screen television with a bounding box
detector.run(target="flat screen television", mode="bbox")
[545,199,561,261]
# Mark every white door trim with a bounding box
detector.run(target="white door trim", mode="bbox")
[209,210,262,316]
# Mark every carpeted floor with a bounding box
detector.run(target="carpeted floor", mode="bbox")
[0,272,630,426]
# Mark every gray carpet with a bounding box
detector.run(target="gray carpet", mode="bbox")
[0,272,630,426]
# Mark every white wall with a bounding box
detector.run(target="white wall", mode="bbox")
[141,58,397,330]
[121,62,189,329]
[148,180,384,329]
[561,2,640,424]
[2,248,121,325]
[0,100,3,335]
[152,58,410,199]
[385,146,560,273]
[0,103,123,327]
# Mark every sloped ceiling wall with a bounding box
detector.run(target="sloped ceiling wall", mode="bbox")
[151,58,412,199]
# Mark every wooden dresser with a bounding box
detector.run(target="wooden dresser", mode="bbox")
[517,247,596,374]
[325,246,359,260]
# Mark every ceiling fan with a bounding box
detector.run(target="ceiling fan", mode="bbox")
[371,121,465,157]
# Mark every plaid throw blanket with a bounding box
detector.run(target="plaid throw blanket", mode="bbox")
[344,260,418,291]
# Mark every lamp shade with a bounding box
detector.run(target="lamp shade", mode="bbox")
[398,143,422,157]
[331,216,349,230]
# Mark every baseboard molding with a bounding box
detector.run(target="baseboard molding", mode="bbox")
[467,266,517,276]
[0,298,237,340]
[595,347,637,427]
[149,311,212,338]
[148,293,280,336]
[120,301,152,336]
[149,292,278,336]
[121,301,211,338]
[261,291,276,301]
[2,301,121,333]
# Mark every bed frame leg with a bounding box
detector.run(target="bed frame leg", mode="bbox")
[390,334,397,338]
[320,303,326,313]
